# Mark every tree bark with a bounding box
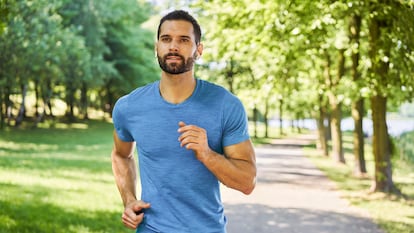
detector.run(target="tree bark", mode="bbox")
[226,59,234,94]
[81,81,89,120]
[368,11,399,193]
[352,99,366,174]
[325,50,345,163]
[316,97,329,157]
[253,106,258,139]
[279,98,284,136]
[370,96,395,192]
[329,98,344,163]
[66,82,76,122]
[0,87,3,129]
[264,98,269,138]
[349,14,367,175]
[15,84,28,127]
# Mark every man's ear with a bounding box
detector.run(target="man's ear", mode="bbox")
[196,43,203,59]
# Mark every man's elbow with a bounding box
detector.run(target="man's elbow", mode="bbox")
[241,175,256,195]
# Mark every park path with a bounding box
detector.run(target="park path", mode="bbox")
[220,133,385,233]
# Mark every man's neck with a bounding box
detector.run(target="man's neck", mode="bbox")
[159,72,196,104]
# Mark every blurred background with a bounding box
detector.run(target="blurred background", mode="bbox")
[0,0,413,232]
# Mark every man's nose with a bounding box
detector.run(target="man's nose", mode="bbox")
[169,40,179,51]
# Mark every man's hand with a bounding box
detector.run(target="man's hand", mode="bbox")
[122,200,150,229]
[177,121,212,162]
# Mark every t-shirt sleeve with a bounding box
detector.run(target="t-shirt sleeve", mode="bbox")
[222,95,250,147]
[112,96,134,142]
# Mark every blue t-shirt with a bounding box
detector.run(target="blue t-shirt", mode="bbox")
[112,79,250,233]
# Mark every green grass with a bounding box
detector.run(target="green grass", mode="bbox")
[305,132,414,233]
[0,120,133,233]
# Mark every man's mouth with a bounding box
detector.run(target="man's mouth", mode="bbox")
[165,54,183,61]
[167,56,181,61]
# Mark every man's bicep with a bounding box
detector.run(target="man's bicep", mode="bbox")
[113,130,135,158]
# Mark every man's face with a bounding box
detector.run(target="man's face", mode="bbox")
[156,20,202,75]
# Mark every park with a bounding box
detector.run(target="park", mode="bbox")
[1,0,413,232]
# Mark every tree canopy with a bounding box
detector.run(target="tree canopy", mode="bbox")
[0,0,158,126]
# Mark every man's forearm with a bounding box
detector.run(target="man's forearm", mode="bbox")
[111,151,138,206]
[202,149,256,195]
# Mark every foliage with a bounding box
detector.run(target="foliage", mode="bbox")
[395,131,414,163]
[0,0,158,126]
[192,0,414,192]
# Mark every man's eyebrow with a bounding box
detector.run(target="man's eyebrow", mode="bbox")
[160,34,192,39]
[180,35,191,39]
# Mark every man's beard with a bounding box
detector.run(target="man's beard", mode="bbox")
[157,52,196,75]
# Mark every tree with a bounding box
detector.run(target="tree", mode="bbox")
[366,0,414,193]
[102,0,158,114]
[348,11,367,175]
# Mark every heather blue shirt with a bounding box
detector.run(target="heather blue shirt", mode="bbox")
[112,79,250,233]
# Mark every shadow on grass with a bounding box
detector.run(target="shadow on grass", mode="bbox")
[0,152,110,174]
[0,182,127,233]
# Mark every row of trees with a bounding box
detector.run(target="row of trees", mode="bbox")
[1,0,413,194]
[192,0,414,194]
[0,0,159,127]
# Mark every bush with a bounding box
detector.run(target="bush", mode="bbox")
[395,131,414,163]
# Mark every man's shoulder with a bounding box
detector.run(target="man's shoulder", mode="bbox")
[129,81,158,99]
[198,79,235,99]
[119,81,158,101]
[113,81,158,111]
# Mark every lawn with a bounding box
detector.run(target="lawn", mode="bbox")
[0,120,133,233]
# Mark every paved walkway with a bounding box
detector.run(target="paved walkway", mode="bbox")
[221,134,385,233]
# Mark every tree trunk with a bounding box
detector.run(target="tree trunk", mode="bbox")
[349,13,367,175]
[316,101,329,157]
[370,96,397,193]
[279,98,284,136]
[368,14,399,193]
[226,59,234,94]
[264,98,269,138]
[66,83,76,122]
[34,80,40,117]
[45,79,54,117]
[329,99,344,163]
[0,87,3,129]
[5,85,13,126]
[15,84,28,127]
[81,82,89,120]
[105,82,114,117]
[325,50,345,163]
[352,99,366,174]
[253,106,258,139]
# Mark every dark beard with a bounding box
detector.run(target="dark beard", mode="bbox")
[157,52,196,75]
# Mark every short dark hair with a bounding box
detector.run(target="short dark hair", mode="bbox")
[157,10,202,44]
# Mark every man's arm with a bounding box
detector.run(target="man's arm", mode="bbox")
[111,130,150,229]
[178,122,256,194]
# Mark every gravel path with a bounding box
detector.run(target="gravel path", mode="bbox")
[221,134,385,233]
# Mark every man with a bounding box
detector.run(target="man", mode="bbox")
[111,10,256,233]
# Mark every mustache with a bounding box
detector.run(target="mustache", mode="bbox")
[164,53,184,59]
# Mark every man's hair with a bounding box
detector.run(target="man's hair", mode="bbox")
[157,10,202,45]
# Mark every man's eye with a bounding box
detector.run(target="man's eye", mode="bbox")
[161,37,171,42]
